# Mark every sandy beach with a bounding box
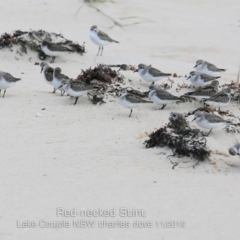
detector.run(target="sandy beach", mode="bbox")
[1,0,240,239]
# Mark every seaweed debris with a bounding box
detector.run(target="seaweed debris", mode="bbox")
[144,112,211,162]
[77,64,124,85]
[0,29,85,60]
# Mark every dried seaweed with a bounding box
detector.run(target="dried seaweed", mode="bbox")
[103,64,137,72]
[0,29,85,60]
[77,64,124,84]
[144,112,211,162]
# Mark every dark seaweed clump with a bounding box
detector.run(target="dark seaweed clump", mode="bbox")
[144,112,211,161]
[0,29,86,60]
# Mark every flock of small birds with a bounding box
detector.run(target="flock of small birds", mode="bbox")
[0,25,239,158]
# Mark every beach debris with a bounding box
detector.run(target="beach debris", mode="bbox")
[103,64,137,72]
[173,73,178,77]
[144,112,211,164]
[0,29,85,60]
[80,1,153,29]
[77,64,125,85]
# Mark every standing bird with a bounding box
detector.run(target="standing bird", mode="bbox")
[59,79,95,105]
[41,39,73,63]
[89,25,119,56]
[192,111,232,136]
[118,91,152,117]
[183,80,219,100]
[135,64,171,84]
[0,71,21,98]
[187,71,220,87]
[148,85,182,109]
[194,60,226,76]
[204,88,231,110]
[53,67,70,96]
[40,62,55,92]
[229,143,240,156]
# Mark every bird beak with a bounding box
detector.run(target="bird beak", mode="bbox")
[191,117,196,122]
[134,69,138,73]
[58,85,63,89]
[187,76,190,80]
[193,65,197,68]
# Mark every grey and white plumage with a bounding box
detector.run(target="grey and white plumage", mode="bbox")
[192,111,232,135]
[89,25,119,56]
[187,71,220,87]
[229,143,240,156]
[118,91,152,117]
[60,79,95,105]
[135,64,171,84]
[41,39,73,63]
[148,85,182,109]
[0,71,21,98]
[183,80,219,100]
[40,62,55,92]
[53,67,70,96]
[194,60,226,76]
[205,88,231,110]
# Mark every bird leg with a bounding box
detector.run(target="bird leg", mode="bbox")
[161,104,167,110]
[50,57,55,63]
[207,129,212,136]
[2,89,6,98]
[61,91,65,96]
[74,97,79,105]
[53,88,56,93]
[100,46,103,56]
[129,109,133,117]
[97,46,101,56]
[0,89,1,97]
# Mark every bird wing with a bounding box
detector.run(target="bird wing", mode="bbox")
[126,93,151,103]
[47,42,71,52]
[71,81,94,92]
[148,68,171,77]
[98,30,116,42]
[201,74,220,82]
[4,73,20,82]
[45,68,54,82]
[207,93,229,103]
[155,89,180,100]
[206,114,228,123]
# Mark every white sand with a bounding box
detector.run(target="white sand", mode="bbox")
[1,0,240,239]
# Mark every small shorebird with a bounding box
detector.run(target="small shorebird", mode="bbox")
[148,85,182,109]
[41,39,73,63]
[0,71,21,97]
[194,60,226,76]
[135,64,171,84]
[40,62,55,92]
[59,79,95,105]
[229,143,240,156]
[192,111,232,136]
[118,91,152,117]
[183,80,219,100]
[89,25,119,56]
[204,88,231,110]
[187,71,220,87]
[53,67,70,96]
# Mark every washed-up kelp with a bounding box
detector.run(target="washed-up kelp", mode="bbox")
[0,30,85,60]
[144,112,211,161]
[76,65,125,104]
[77,64,124,84]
